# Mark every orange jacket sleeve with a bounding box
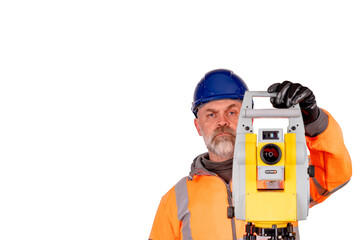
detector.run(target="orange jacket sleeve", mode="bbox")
[306,109,352,206]
[149,186,181,240]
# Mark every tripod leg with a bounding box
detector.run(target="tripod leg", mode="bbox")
[244,235,256,240]
[244,222,256,240]
[285,223,296,240]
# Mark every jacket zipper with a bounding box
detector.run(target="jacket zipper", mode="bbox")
[226,181,237,240]
[191,167,237,239]
[217,175,237,240]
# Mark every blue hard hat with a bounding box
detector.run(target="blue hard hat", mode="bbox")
[192,69,249,117]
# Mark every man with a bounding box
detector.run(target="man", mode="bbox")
[149,69,352,240]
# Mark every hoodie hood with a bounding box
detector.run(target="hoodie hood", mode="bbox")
[189,153,215,179]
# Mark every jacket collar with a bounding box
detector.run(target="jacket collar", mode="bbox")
[188,153,215,179]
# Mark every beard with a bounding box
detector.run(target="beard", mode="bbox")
[202,126,236,159]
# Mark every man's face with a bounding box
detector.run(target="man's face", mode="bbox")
[194,99,242,160]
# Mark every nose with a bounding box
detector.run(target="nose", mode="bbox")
[217,113,229,127]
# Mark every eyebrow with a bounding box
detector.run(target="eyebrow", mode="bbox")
[226,104,238,110]
[205,104,239,113]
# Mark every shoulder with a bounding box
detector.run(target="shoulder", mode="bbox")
[160,176,189,207]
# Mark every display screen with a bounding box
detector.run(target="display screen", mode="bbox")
[262,131,280,140]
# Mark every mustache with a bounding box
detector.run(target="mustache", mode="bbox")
[211,126,236,142]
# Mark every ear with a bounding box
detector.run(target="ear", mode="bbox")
[194,118,202,136]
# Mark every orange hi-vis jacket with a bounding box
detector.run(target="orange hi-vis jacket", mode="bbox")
[149,110,352,240]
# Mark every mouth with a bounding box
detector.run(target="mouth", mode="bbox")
[215,132,232,137]
[213,132,236,142]
[210,126,236,143]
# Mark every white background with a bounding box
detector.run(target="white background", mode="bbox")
[0,0,359,239]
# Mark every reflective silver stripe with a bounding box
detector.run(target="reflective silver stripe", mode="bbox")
[294,226,300,240]
[175,177,193,240]
[310,200,319,207]
[312,178,350,197]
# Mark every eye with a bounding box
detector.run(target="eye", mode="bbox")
[229,111,237,116]
[207,113,215,118]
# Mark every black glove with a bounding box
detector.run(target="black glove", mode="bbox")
[267,81,328,136]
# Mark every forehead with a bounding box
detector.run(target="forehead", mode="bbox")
[198,99,242,113]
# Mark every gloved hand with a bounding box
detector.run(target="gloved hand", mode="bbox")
[267,81,328,136]
[267,81,319,123]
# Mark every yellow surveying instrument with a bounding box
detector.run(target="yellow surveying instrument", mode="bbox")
[232,91,314,240]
